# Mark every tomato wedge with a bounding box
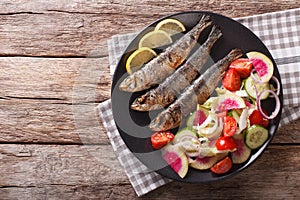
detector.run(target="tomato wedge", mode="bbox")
[215,136,237,151]
[222,68,241,92]
[249,110,269,128]
[210,156,232,174]
[229,58,253,78]
[223,116,237,137]
[151,131,174,149]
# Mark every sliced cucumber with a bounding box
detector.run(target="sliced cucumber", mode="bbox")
[186,112,196,127]
[244,75,270,100]
[173,127,198,144]
[245,125,269,149]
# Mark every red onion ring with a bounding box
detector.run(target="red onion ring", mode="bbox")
[251,69,280,97]
[257,89,280,119]
[271,76,280,96]
[250,69,268,84]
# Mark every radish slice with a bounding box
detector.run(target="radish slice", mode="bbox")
[247,51,274,82]
[257,90,280,119]
[212,93,246,112]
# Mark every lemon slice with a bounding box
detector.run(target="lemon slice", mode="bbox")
[155,18,186,36]
[138,30,172,49]
[126,47,157,74]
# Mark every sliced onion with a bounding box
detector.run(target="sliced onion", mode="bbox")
[199,118,218,136]
[238,108,248,132]
[235,90,249,97]
[195,113,223,139]
[176,139,202,157]
[250,69,268,84]
[197,147,216,157]
[178,135,200,145]
[176,140,199,152]
[270,76,280,96]
[197,114,212,129]
[185,151,201,157]
[211,118,223,140]
[251,71,281,98]
[257,89,280,119]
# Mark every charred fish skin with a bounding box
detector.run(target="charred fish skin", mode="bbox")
[119,15,212,92]
[131,26,222,111]
[149,48,243,131]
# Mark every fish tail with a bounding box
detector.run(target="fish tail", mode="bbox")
[181,15,212,46]
[193,15,213,37]
[217,48,243,73]
[218,48,243,78]
[227,48,244,61]
[199,14,212,27]
[205,25,222,47]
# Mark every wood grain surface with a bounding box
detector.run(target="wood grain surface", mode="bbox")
[1,0,299,199]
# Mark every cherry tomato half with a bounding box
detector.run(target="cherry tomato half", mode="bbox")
[229,58,253,78]
[210,156,233,174]
[249,110,269,128]
[215,136,237,151]
[151,131,174,149]
[222,68,241,92]
[223,116,237,137]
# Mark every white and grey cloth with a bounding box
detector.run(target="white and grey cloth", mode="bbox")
[99,8,300,197]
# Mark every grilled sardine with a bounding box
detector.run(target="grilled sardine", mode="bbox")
[131,26,222,111]
[119,15,212,92]
[149,48,243,131]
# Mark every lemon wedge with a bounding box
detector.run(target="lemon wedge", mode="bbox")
[155,18,186,36]
[138,30,172,49]
[126,47,157,74]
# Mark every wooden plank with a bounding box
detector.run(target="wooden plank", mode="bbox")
[0,57,111,103]
[0,99,103,144]
[0,0,299,57]
[2,0,298,15]
[0,184,137,200]
[0,144,299,199]
[0,57,109,144]
[1,0,299,15]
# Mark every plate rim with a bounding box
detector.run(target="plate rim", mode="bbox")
[110,10,283,183]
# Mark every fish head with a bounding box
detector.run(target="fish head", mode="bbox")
[131,97,163,111]
[131,90,176,111]
[119,76,137,92]
[149,106,182,131]
[130,90,163,111]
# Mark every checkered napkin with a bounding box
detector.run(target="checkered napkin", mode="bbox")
[98,8,300,196]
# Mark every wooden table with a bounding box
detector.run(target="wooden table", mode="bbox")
[1,1,299,199]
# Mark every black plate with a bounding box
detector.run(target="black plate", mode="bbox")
[111,11,283,183]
